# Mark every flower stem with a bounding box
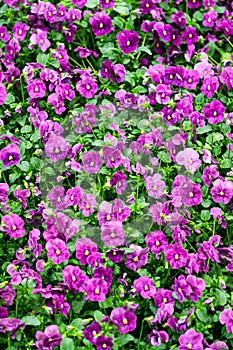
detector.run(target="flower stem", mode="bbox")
[20,74,25,104]
[223,34,233,49]
[137,318,146,350]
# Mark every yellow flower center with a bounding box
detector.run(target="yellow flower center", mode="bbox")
[123,318,128,325]
[163,30,167,36]
[55,148,60,154]
[126,40,131,46]
[144,285,149,291]
[12,225,17,231]
[8,155,13,160]
[18,30,22,35]
[189,192,194,197]
[219,191,224,196]
[34,87,39,92]
[189,34,193,38]
[56,249,61,255]
[163,298,167,303]
[208,18,211,23]
[155,240,160,246]
[86,204,90,209]
[133,257,138,262]
[99,23,104,29]
[85,250,89,256]
[111,233,115,238]
[72,276,76,281]
[174,254,179,260]
[86,84,91,90]
[213,111,217,116]
[90,161,95,166]
[95,288,100,294]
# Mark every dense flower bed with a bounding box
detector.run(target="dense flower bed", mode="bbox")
[0,0,233,349]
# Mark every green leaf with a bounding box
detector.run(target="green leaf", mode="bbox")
[114,6,130,16]
[94,310,104,322]
[215,289,227,306]
[221,159,233,168]
[100,297,113,309]
[201,210,210,221]
[112,17,125,29]
[214,5,225,13]
[119,334,134,345]
[21,315,41,326]
[21,125,32,133]
[72,300,85,314]
[196,308,208,323]
[60,338,75,350]
[17,161,30,172]
[86,0,99,8]
[208,42,215,56]
[9,173,21,183]
[36,53,49,66]
[157,151,172,163]
[4,93,15,105]
[193,10,204,21]
[196,125,212,134]
[136,46,152,55]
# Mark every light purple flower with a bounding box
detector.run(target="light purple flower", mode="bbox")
[82,152,102,173]
[178,328,204,350]
[110,307,137,334]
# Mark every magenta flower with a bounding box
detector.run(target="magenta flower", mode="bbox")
[46,238,70,264]
[82,152,102,173]
[182,26,198,44]
[156,84,172,104]
[1,213,25,239]
[146,230,167,254]
[203,100,225,124]
[89,12,113,37]
[0,144,20,167]
[76,77,98,98]
[62,265,87,292]
[75,238,98,265]
[178,328,203,350]
[0,83,7,105]
[13,22,30,41]
[30,29,50,52]
[133,276,156,299]
[165,244,188,269]
[27,79,46,99]
[110,307,137,334]
[100,0,115,9]
[35,325,62,350]
[84,278,108,302]
[219,308,233,333]
[13,186,30,210]
[116,30,139,55]
[203,10,218,28]
[210,179,233,204]
[0,26,10,42]
[201,76,219,99]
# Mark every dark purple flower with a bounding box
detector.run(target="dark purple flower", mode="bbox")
[0,144,20,167]
[188,0,201,8]
[13,186,30,210]
[125,245,148,271]
[110,307,137,334]
[183,26,198,45]
[89,12,113,37]
[110,170,127,194]
[96,336,113,350]
[149,330,169,346]
[116,30,139,55]
[84,321,101,344]
[106,248,124,263]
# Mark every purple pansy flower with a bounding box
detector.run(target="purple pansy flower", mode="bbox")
[165,244,188,269]
[89,12,113,37]
[82,151,102,173]
[35,325,62,350]
[178,328,203,350]
[0,144,20,167]
[116,30,139,55]
[46,238,70,264]
[203,100,225,124]
[110,307,137,334]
